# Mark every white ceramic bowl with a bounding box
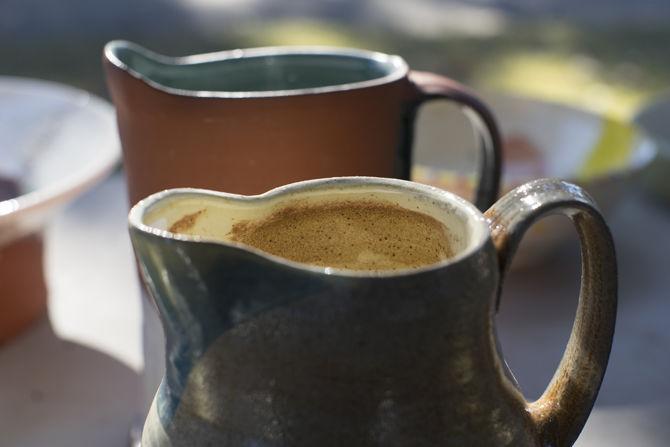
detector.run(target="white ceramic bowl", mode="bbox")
[0,77,121,246]
[0,77,120,343]
[412,92,656,266]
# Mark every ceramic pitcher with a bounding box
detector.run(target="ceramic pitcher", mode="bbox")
[103,41,501,211]
[129,177,616,447]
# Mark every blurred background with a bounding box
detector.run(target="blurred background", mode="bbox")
[2,1,670,446]
[2,0,670,118]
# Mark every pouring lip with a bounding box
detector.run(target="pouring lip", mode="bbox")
[104,40,410,99]
[128,177,491,279]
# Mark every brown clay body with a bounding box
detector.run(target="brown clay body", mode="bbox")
[103,43,501,210]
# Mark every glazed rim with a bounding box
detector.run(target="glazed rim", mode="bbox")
[104,40,409,98]
[128,177,490,278]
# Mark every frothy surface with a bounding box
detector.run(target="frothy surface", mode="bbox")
[229,200,453,270]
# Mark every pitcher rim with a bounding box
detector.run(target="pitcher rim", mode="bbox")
[104,40,409,98]
[128,177,491,278]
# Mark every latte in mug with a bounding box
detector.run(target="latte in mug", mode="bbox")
[132,177,616,447]
[226,199,454,270]
[166,195,457,271]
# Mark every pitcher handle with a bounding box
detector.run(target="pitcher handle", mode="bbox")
[484,178,617,447]
[408,71,502,211]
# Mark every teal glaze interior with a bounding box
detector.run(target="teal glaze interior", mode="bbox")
[113,46,397,92]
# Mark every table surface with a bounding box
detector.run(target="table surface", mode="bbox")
[1,171,668,446]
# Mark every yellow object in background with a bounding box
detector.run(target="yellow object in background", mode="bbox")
[243,19,358,47]
[578,117,635,180]
[476,52,653,120]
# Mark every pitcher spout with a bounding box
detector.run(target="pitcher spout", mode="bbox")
[129,187,338,425]
[103,40,176,91]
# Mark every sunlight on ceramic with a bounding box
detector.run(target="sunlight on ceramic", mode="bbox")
[103,40,502,211]
[0,77,120,245]
[129,177,616,447]
[0,77,120,343]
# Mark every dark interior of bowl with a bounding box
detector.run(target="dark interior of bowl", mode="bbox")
[0,176,20,202]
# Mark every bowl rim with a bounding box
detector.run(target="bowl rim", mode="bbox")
[415,91,658,184]
[0,77,121,236]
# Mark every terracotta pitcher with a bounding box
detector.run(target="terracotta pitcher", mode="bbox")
[103,41,501,210]
[129,177,616,447]
[104,42,505,415]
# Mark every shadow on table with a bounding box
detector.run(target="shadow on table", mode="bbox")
[0,317,142,447]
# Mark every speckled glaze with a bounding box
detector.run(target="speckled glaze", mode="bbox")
[129,177,616,447]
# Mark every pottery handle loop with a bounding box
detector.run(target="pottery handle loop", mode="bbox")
[408,71,502,211]
[484,179,617,447]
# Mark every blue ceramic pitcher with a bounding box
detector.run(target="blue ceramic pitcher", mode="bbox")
[129,177,616,447]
